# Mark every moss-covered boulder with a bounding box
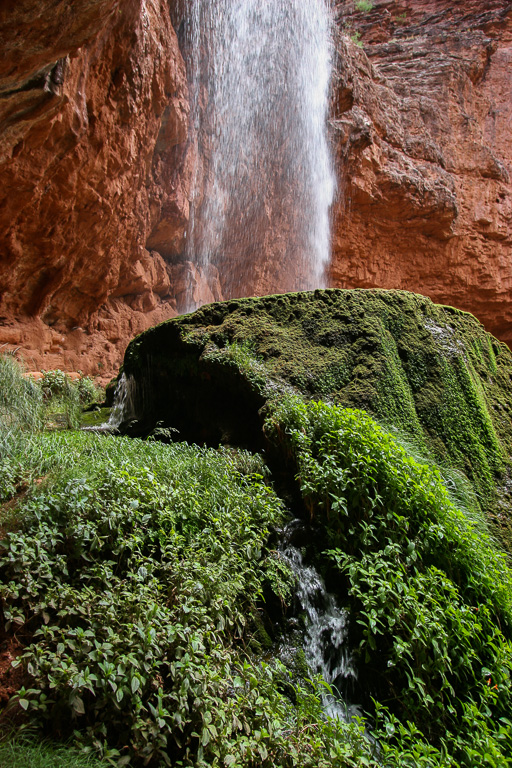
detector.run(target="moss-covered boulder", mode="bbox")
[121,289,512,544]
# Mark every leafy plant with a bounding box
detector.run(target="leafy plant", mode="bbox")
[76,375,102,406]
[350,30,363,47]
[0,431,378,766]
[2,353,512,766]
[355,0,374,12]
[265,396,512,764]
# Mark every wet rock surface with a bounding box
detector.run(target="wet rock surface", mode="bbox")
[118,288,512,544]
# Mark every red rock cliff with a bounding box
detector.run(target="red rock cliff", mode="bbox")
[1,0,511,378]
[0,0,189,378]
[330,0,512,344]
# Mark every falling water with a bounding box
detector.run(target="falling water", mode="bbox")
[280,520,358,720]
[107,373,136,429]
[184,0,335,308]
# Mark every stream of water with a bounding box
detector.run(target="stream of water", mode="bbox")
[280,520,358,720]
[107,373,135,430]
[184,0,335,307]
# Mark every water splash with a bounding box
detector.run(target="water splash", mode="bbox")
[184,0,335,308]
[280,520,358,720]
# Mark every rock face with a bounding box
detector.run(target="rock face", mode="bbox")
[119,288,512,547]
[330,0,512,345]
[1,0,511,376]
[0,0,190,378]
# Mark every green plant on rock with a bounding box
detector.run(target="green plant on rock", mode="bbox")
[355,0,374,12]
[265,396,512,764]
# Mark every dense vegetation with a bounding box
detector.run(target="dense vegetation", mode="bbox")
[266,397,512,765]
[121,289,512,552]
[1,288,512,768]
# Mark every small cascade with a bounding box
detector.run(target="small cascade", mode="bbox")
[107,373,136,430]
[280,520,357,720]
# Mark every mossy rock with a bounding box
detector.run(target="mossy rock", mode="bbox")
[121,288,512,546]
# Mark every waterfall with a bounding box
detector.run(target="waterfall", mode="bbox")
[107,373,136,429]
[280,520,358,720]
[184,0,335,308]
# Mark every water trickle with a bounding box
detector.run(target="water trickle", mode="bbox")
[184,0,335,308]
[280,520,358,720]
[107,373,136,429]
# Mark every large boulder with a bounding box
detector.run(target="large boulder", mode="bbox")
[120,289,512,541]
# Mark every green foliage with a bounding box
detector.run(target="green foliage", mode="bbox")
[40,369,103,425]
[76,376,102,406]
[355,0,374,12]
[122,289,512,547]
[2,329,512,766]
[40,369,73,401]
[0,355,43,435]
[40,370,81,429]
[0,355,44,501]
[0,737,107,768]
[0,431,377,767]
[265,396,512,764]
[0,359,105,502]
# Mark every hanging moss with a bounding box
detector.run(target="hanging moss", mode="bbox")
[122,288,512,548]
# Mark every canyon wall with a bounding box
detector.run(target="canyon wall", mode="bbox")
[0,0,190,377]
[330,0,512,344]
[0,0,511,378]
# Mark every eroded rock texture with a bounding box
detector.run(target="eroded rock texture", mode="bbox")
[0,0,190,377]
[330,0,512,344]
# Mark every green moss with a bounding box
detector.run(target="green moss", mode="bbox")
[79,407,111,429]
[121,289,512,547]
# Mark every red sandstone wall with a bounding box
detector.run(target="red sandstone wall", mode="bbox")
[0,0,190,378]
[330,0,512,344]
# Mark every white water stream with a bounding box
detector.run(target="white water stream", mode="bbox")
[280,520,358,720]
[107,373,135,430]
[184,0,335,307]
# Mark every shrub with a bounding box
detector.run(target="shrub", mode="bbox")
[0,355,43,501]
[76,375,102,406]
[40,370,81,429]
[1,433,373,766]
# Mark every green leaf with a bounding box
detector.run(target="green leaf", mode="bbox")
[201,728,211,747]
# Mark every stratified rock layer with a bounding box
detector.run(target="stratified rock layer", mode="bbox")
[330,0,512,344]
[120,289,512,549]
